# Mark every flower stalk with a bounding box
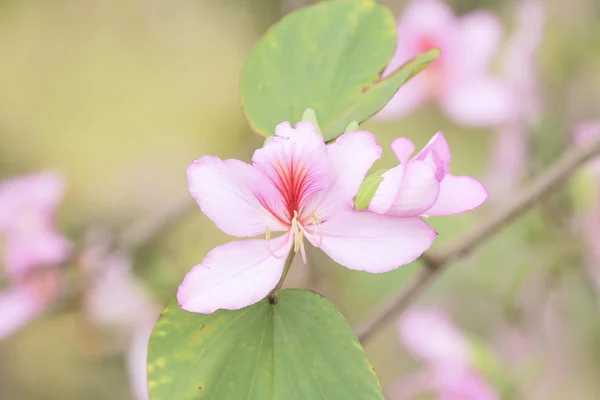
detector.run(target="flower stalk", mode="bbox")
[267,248,296,304]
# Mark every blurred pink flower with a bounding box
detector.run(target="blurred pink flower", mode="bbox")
[377,0,514,127]
[0,172,72,277]
[486,0,546,199]
[0,271,62,340]
[0,172,71,340]
[82,241,158,400]
[178,121,437,314]
[391,308,498,400]
[369,132,487,217]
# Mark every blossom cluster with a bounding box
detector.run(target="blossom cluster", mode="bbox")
[178,121,487,314]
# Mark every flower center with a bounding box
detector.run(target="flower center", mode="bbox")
[265,210,323,264]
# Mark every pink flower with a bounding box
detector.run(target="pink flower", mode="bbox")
[81,239,158,400]
[0,172,71,340]
[0,172,72,278]
[485,0,545,199]
[178,121,437,314]
[395,308,498,400]
[377,0,515,127]
[400,308,470,367]
[369,132,487,217]
[0,271,62,340]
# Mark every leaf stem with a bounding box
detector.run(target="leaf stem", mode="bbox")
[267,249,296,304]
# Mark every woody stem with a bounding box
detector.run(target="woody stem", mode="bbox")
[267,248,296,304]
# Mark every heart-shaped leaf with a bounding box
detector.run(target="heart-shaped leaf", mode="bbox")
[240,0,440,141]
[148,289,383,399]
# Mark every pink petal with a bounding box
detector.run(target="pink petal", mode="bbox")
[441,78,516,128]
[374,77,428,120]
[575,122,600,172]
[484,123,528,199]
[313,131,382,220]
[453,12,503,77]
[187,156,287,237]
[425,174,487,216]
[397,0,454,35]
[0,171,65,232]
[308,211,436,273]
[369,161,440,217]
[177,233,292,314]
[252,121,332,221]
[435,367,499,400]
[0,285,45,340]
[126,315,157,400]
[84,252,156,327]
[414,132,451,181]
[3,230,72,279]
[0,272,62,340]
[399,307,470,367]
[391,137,416,165]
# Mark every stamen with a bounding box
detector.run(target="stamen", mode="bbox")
[265,226,286,259]
[307,214,323,248]
[291,210,304,254]
[299,242,307,264]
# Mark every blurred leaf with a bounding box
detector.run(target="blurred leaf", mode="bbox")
[148,289,384,399]
[354,169,386,210]
[240,0,439,141]
[570,168,597,213]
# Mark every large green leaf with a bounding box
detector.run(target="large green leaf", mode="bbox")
[148,289,383,399]
[240,0,439,141]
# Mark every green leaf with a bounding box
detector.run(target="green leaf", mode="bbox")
[301,108,322,133]
[240,0,439,141]
[322,48,440,141]
[354,169,386,210]
[148,289,384,400]
[344,120,360,133]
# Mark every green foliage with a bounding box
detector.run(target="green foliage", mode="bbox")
[148,289,384,400]
[240,0,439,141]
[354,169,387,210]
[301,108,322,133]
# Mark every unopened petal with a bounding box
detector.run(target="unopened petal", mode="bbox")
[309,211,436,273]
[177,233,292,314]
[187,156,287,237]
[414,132,451,181]
[314,131,381,220]
[390,137,416,165]
[426,174,487,216]
[369,161,440,217]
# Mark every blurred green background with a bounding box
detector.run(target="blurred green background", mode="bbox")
[1,0,599,399]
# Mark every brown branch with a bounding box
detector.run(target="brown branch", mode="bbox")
[355,137,600,344]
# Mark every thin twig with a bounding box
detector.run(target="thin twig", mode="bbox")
[355,137,600,344]
[118,198,195,250]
